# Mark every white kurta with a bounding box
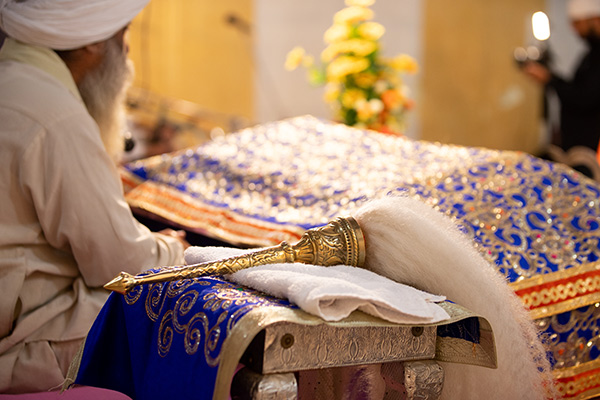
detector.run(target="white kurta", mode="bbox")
[0,39,184,393]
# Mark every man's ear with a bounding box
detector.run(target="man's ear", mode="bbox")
[80,41,106,71]
[82,41,106,61]
[63,41,105,84]
[592,17,600,33]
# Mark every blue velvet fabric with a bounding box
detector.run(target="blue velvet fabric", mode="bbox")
[74,276,478,399]
[75,276,293,399]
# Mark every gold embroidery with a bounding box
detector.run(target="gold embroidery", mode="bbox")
[553,359,600,399]
[536,304,600,369]
[121,116,600,291]
[509,263,600,318]
[123,279,291,360]
[511,263,600,291]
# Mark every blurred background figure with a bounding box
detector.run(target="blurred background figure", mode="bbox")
[521,0,600,178]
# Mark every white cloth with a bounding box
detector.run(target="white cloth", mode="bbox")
[184,247,450,324]
[568,0,600,19]
[0,38,183,393]
[0,0,149,50]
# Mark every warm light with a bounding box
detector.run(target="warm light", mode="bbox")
[532,11,550,41]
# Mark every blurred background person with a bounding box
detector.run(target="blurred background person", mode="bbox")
[521,0,600,177]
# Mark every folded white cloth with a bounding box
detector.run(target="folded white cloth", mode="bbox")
[184,246,450,324]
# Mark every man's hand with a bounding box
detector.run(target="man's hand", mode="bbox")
[159,229,191,249]
[522,62,551,84]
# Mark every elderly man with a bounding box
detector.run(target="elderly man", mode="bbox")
[0,0,187,393]
[523,0,600,157]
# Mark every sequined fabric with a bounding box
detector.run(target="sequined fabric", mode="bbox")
[121,115,600,399]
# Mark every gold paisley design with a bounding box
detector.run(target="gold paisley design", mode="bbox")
[536,304,600,369]
[125,277,290,361]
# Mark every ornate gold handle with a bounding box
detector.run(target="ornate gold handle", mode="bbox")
[104,216,365,294]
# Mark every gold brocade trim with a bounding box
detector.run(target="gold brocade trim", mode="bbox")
[509,263,600,319]
[510,263,600,292]
[527,293,600,320]
[435,330,496,369]
[124,180,305,247]
[61,337,87,391]
[434,302,497,369]
[553,359,600,400]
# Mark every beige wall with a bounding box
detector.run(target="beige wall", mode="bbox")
[127,0,254,122]
[125,1,553,154]
[420,0,546,153]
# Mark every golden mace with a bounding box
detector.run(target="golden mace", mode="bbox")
[104,216,365,294]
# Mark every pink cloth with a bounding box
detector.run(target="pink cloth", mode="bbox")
[0,386,131,399]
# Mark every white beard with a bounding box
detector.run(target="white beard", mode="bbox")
[78,37,134,165]
[352,196,557,400]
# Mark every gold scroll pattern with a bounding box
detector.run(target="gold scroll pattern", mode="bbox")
[123,116,600,285]
[536,303,600,370]
[124,278,289,363]
[396,155,600,281]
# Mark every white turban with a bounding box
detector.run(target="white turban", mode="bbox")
[0,0,149,50]
[568,0,600,20]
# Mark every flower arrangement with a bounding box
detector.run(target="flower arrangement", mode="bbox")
[285,0,418,135]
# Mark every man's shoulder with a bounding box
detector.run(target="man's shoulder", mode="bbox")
[0,60,89,127]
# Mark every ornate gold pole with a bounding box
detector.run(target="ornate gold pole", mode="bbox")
[104,216,365,294]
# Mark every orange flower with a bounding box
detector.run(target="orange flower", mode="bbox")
[380,89,404,111]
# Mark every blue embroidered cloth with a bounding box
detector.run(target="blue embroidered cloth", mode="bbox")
[74,276,293,399]
[73,276,482,400]
[114,116,599,397]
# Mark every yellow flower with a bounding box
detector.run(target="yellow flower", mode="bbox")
[357,21,385,40]
[374,79,389,94]
[285,46,306,71]
[283,0,415,134]
[324,23,350,44]
[321,39,377,62]
[302,55,315,68]
[368,98,384,113]
[334,6,374,24]
[389,54,418,73]
[354,99,371,121]
[345,0,375,6]
[323,83,341,103]
[341,88,366,108]
[355,98,384,121]
[354,72,377,88]
[326,56,370,81]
